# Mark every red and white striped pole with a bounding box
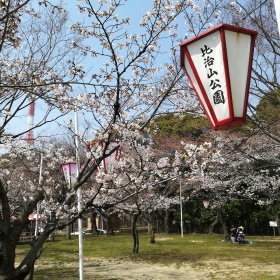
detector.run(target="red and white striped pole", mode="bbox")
[26,101,35,145]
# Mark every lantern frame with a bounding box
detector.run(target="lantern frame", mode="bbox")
[180,23,258,130]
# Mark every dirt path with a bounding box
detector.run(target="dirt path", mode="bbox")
[83,258,280,279]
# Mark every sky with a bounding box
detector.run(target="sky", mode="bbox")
[6,0,189,143]
[2,0,269,149]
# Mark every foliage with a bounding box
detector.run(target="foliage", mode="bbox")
[254,89,280,125]
[173,200,216,233]
[151,113,210,138]
[251,210,274,235]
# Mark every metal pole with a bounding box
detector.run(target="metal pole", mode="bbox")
[180,175,183,238]
[35,153,43,238]
[75,111,84,280]
[274,0,280,36]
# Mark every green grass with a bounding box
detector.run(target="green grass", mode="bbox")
[16,233,280,279]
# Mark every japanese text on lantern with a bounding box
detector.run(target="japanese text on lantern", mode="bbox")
[200,45,225,105]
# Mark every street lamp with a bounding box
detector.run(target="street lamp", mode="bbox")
[275,0,280,36]
[35,152,43,238]
[173,174,184,238]
[61,162,83,279]
[180,24,257,130]
[61,111,84,280]
[179,175,183,238]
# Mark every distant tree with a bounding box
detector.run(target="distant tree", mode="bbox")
[253,89,280,128]
[152,113,210,138]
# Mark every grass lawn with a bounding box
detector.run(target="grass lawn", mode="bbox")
[16,233,280,279]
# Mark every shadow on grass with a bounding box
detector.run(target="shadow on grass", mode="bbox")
[34,267,78,280]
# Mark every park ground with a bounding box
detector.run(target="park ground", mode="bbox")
[81,256,280,279]
[16,234,280,280]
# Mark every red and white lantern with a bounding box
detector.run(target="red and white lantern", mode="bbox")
[87,140,121,173]
[98,141,121,172]
[61,162,83,189]
[203,200,209,209]
[28,213,47,221]
[180,24,258,130]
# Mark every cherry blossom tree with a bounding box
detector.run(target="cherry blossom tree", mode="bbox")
[182,0,279,239]
[219,0,279,140]
[1,0,259,279]
[0,1,83,278]
[96,136,180,253]
[182,128,279,239]
[0,2,82,141]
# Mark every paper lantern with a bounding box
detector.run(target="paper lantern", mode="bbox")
[61,162,82,189]
[180,24,257,130]
[86,140,121,172]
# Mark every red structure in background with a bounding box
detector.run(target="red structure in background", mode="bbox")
[87,140,121,173]
[26,101,35,145]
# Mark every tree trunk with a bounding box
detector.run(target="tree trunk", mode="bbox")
[209,209,221,235]
[148,223,155,244]
[0,231,52,280]
[164,209,173,233]
[90,211,98,234]
[222,222,231,242]
[0,181,48,280]
[25,262,35,280]
[131,209,142,253]
[106,214,114,235]
[0,237,21,280]
[66,225,71,239]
